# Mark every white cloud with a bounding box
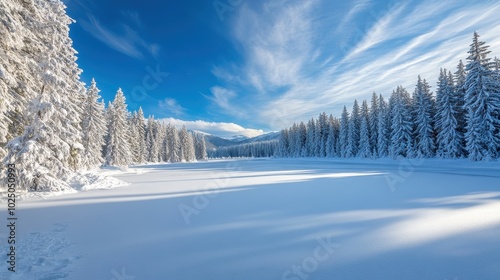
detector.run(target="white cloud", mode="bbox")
[342,2,407,62]
[158,98,186,116]
[212,0,500,130]
[80,13,158,60]
[158,118,265,138]
[335,0,371,33]
[208,86,236,109]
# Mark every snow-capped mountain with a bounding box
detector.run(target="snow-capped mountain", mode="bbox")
[197,131,279,149]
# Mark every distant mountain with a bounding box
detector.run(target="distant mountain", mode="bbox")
[237,131,280,144]
[203,134,238,150]
[226,135,250,142]
[197,131,280,149]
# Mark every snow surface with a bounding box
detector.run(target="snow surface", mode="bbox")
[1,158,500,279]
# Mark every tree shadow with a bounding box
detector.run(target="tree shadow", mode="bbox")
[15,159,500,280]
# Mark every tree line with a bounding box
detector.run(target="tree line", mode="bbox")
[276,33,500,161]
[208,140,277,158]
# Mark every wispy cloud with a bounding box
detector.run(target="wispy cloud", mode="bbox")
[80,12,159,60]
[121,10,143,28]
[203,86,246,119]
[335,0,371,33]
[159,118,265,138]
[158,98,186,116]
[211,0,500,130]
[342,2,407,62]
[207,86,236,109]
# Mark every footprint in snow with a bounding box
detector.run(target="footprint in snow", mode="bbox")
[0,223,81,280]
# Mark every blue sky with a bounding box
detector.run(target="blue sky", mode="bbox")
[65,0,500,137]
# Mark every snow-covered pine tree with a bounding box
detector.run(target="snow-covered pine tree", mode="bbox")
[0,68,10,158]
[129,108,147,163]
[3,0,85,191]
[194,133,207,160]
[358,100,371,158]
[390,86,413,158]
[377,94,389,157]
[413,76,435,158]
[81,78,106,169]
[454,60,467,155]
[1,0,74,153]
[306,118,316,157]
[146,116,160,162]
[448,70,466,157]
[104,102,113,159]
[186,132,196,161]
[436,69,463,158]
[200,135,208,160]
[105,88,132,167]
[464,32,500,160]
[278,129,290,157]
[128,110,139,161]
[369,92,379,156]
[298,122,307,157]
[325,114,338,157]
[178,125,193,161]
[156,120,167,162]
[318,112,329,157]
[288,123,300,157]
[346,100,360,157]
[288,123,298,157]
[0,1,16,159]
[167,124,181,162]
[339,106,349,158]
[158,122,168,162]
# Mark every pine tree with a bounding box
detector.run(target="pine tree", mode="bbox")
[179,125,195,161]
[325,114,338,157]
[287,124,296,157]
[317,112,329,157]
[463,32,500,160]
[105,89,131,167]
[146,116,160,162]
[436,69,463,158]
[81,79,106,169]
[346,100,360,157]
[339,106,349,158]
[413,76,435,157]
[186,132,196,161]
[2,0,84,147]
[454,60,467,155]
[158,122,169,162]
[278,129,290,157]
[194,133,207,160]
[390,86,413,158]
[358,115,371,158]
[298,122,307,157]
[0,62,11,158]
[357,100,371,158]
[306,118,316,157]
[3,0,85,191]
[369,92,379,156]
[129,107,147,163]
[377,95,389,157]
[165,124,177,162]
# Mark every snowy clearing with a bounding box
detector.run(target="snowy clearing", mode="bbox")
[1,158,500,280]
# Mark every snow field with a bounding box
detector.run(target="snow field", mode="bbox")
[1,158,500,279]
